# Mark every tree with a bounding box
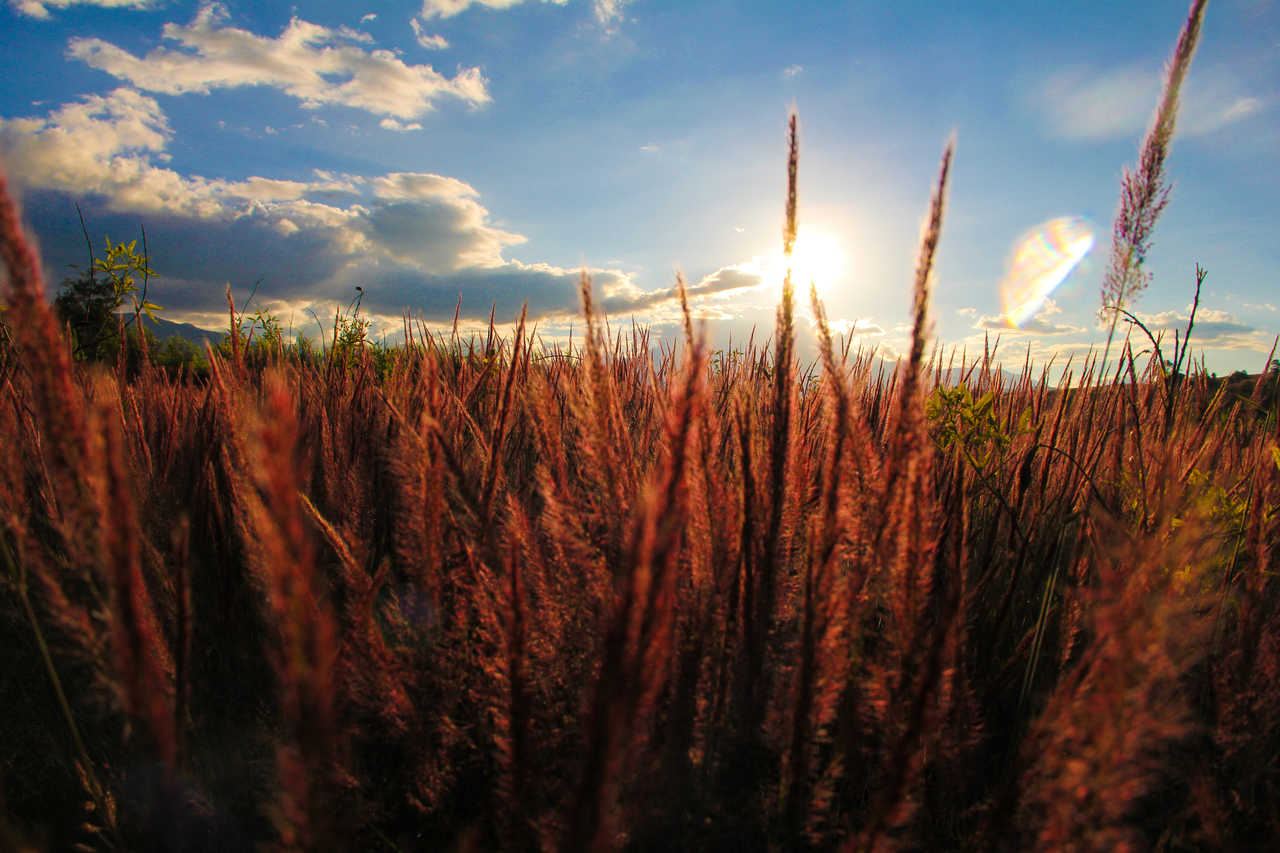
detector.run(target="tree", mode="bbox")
[54,234,160,361]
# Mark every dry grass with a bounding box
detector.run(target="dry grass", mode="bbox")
[2,2,1278,849]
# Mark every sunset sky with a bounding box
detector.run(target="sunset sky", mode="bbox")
[1,0,1276,372]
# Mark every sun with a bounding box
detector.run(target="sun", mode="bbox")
[765,224,847,299]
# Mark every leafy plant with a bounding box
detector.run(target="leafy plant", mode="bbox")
[93,235,162,324]
[710,347,743,376]
[332,286,371,365]
[54,230,161,360]
[219,279,292,362]
[926,382,1029,469]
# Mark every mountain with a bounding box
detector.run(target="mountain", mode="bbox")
[125,314,222,348]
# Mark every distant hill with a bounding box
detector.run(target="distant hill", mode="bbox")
[124,314,222,348]
[936,365,1024,387]
[864,361,1021,387]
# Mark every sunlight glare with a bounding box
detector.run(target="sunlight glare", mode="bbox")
[1001,216,1094,326]
[767,225,847,298]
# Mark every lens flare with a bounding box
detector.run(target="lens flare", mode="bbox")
[1001,217,1094,327]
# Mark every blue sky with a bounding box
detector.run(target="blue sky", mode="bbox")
[1,0,1276,372]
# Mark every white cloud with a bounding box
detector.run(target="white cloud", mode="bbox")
[1034,66,1155,141]
[1,87,168,162]
[0,90,668,326]
[639,142,658,152]
[0,89,410,226]
[1032,64,1270,141]
[0,88,218,214]
[418,0,626,31]
[826,318,885,337]
[599,265,765,314]
[9,0,154,19]
[67,4,490,120]
[410,18,450,50]
[976,298,1082,335]
[360,13,377,23]
[379,117,424,131]
[360,192,525,273]
[782,64,803,79]
[370,172,478,200]
[419,0,567,18]
[1196,96,1264,132]
[335,25,375,44]
[1130,307,1270,350]
[592,0,629,29]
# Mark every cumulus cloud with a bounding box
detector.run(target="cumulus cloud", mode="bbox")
[360,198,523,273]
[379,117,424,131]
[360,259,636,322]
[599,265,765,314]
[976,298,1082,335]
[410,18,450,50]
[826,318,885,337]
[419,0,567,18]
[67,4,489,120]
[360,13,377,23]
[0,87,169,167]
[1,90,688,328]
[1130,307,1271,350]
[20,179,616,326]
[419,0,626,30]
[782,64,803,79]
[1031,64,1270,141]
[9,0,153,18]
[0,88,367,217]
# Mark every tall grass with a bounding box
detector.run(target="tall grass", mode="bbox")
[2,2,1278,849]
[1100,0,1207,365]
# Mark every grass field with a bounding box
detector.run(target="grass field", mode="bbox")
[3,1,1280,850]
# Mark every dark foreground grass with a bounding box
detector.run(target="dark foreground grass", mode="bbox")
[3,2,1280,850]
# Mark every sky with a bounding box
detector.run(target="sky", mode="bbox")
[0,0,1277,373]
